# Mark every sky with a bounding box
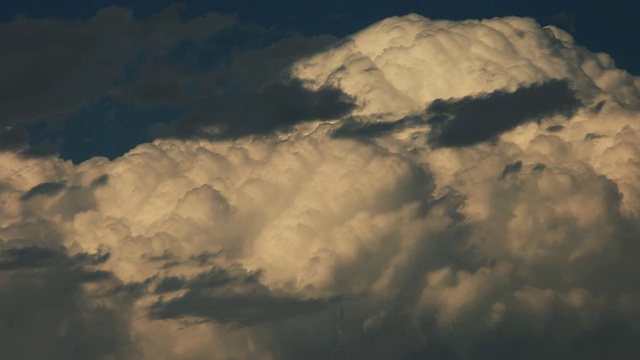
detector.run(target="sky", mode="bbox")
[2,1,640,359]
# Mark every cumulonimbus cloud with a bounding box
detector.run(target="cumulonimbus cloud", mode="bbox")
[1,13,640,359]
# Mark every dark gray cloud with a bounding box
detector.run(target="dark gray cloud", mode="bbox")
[20,181,66,201]
[144,250,222,271]
[90,174,109,188]
[154,276,186,294]
[125,32,340,107]
[150,290,334,326]
[546,124,565,132]
[407,316,640,360]
[18,180,99,220]
[332,80,581,147]
[1,5,353,160]
[124,29,355,140]
[0,243,111,277]
[331,116,407,139]
[426,79,581,147]
[149,264,336,326]
[0,5,235,128]
[0,5,239,161]
[155,78,356,139]
[500,160,523,179]
[0,245,71,271]
[532,162,546,172]
[585,132,606,140]
[18,139,61,158]
[0,244,138,359]
[591,100,606,114]
[0,126,28,151]
[120,65,189,107]
[219,33,338,90]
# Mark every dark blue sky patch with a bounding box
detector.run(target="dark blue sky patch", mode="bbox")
[27,98,187,163]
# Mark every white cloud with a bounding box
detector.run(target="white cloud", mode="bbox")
[293,14,640,117]
[2,13,640,359]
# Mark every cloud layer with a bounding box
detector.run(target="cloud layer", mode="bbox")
[2,13,640,359]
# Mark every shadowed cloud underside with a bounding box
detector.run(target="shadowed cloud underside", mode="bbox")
[333,79,581,147]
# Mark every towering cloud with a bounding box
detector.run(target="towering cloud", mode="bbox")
[2,13,640,359]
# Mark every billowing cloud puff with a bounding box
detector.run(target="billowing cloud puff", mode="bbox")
[2,13,640,359]
[294,14,640,116]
